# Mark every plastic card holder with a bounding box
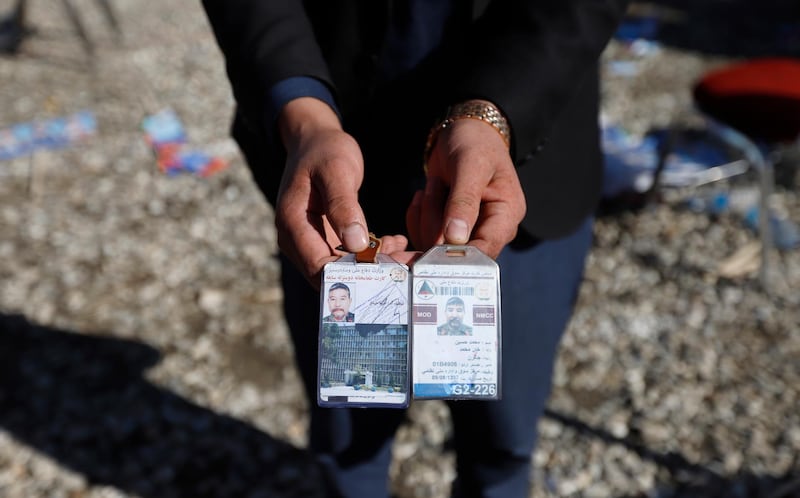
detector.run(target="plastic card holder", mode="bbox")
[410,245,502,400]
[318,253,411,408]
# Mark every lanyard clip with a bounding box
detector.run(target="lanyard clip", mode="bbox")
[355,233,381,263]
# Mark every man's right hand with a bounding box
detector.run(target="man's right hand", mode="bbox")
[274,97,373,288]
[275,97,420,288]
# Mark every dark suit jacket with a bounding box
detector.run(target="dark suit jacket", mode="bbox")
[202,0,629,244]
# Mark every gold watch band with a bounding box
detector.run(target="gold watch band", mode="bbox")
[424,100,511,173]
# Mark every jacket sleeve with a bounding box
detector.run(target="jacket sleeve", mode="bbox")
[200,0,335,133]
[415,0,630,163]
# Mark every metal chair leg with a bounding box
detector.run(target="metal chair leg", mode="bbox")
[705,116,775,292]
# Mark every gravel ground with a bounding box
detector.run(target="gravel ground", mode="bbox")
[1,1,799,497]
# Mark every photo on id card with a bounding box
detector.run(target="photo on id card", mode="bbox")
[318,254,410,408]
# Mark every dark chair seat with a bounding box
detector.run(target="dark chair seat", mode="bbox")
[693,57,800,144]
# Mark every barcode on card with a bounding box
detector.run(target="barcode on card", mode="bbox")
[436,286,474,297]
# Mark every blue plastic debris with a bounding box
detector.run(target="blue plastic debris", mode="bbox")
[743,207,800,251]
[141,108,187,148]
[601,122,749,199]
[684,187,800,251]
[615,15,660,42]
[0,111,96,160]
[142,108,228,177]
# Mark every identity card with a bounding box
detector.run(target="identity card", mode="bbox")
[317,245,411,408]
[411,245,502,400]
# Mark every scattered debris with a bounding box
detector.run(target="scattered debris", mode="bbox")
[0,110,96,161]
[142,108,228,177]
[717,241,761,278]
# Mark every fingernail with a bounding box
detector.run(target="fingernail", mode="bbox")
[445,219,469,243]
[342,223,368,250]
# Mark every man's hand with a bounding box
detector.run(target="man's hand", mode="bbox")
[275,98,373,288]
[406,109,526,258]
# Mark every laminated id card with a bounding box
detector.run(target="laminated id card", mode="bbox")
[317,238,410,408]
[411,245,501,400]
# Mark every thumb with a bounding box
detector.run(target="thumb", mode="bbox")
[442,173,484,245]
[318,171,370,252]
